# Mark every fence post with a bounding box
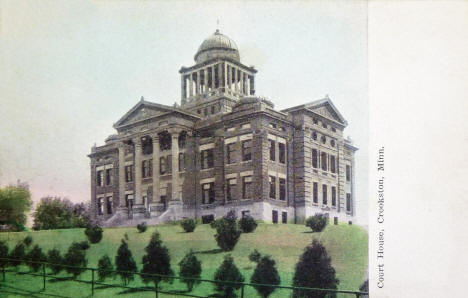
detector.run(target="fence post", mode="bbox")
[42,263,46,290]
[91,268,95,296]
[240,283,245,298]
[155,285,159,298]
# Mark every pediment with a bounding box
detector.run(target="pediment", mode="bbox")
[115,101,173,128]
[307,99,347,125]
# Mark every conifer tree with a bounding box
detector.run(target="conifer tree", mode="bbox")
[214,210,242,251]
[47,248,63,275]
[0,241,9,269]
[141,232,173,289]
[63,242,87,278]
[213,254,244,298]
[250,255,281,298]
[179,249,202,291]
[292,239,339,298]
[97,255,114,282]
[26,244,46,272]
[9,242,26,269]
[115,239,137,285]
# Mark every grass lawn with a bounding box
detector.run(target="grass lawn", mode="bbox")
[0,222,367,298]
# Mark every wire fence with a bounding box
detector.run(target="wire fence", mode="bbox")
[0,257,368,298]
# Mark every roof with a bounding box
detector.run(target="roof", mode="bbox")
[194,30,240,63]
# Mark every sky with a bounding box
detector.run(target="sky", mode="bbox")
[0,0,368,224]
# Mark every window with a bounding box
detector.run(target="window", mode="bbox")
[312,132,317,141]
[160,195,166,204]
[272,210,278,223]
[211,105,215,114]
[204,107,208,116]
[159,132,171,151]
[330,139,336,147]
[242,176,252,199]
[269,123,277,129]
[197,109,201,114]
[313,118,318,124]
[346,165,351,181]
[269,176,276,199]
[242,140,252,161]
[167,155,172,172]
[346,193,352,212]
[125,194,134,207]
[321,135,326,144]
[201,149,214,169]
[279,143,285,164]
[142,195,147,207]
[269,140,276,161]
[226,143,235,164]
[330,155,336,173]
[226,178,236,201]
[332,127,336,132]
[313,182,318,203]
[96,170,104,186]
[178,132,187,149]
[202,182,215,204]
[332,187,337,207]
[106,196,113,214]
[105,168,113,185]
[279,178,286,201]
[97,198,103,215]
[142,160,152,178]
[179,153,185,171]
[160,157,166,174]
[322,185,328,205]
[322,122,328,129]
[282,212,287,224]
[321,152,327,171]
[312,149,318,168]
[125,165,133,182]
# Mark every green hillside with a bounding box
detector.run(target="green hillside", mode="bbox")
[0,222,368,297]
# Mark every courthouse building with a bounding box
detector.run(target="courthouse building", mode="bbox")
[89,30,357,226]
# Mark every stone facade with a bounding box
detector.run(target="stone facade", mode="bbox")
[88,30,358,226]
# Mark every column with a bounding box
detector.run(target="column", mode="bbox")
[134,138,142,205]
[204,68,208,92]
[118,142,127,209]
[218,63,223,89]
[189,73,193,97]
[234,67,238,92]
[170,130,180,201]
[246,74,250,95]
[227,65,231,91]
[152,135,160,206]
[181,75,186,99]
[211,65,216,90]
[250,76,255,95]
[240,71,244,95]
[196,70,201,95]
[224,63,228,89]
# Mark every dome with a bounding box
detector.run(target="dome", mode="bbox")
[194,30,240,63]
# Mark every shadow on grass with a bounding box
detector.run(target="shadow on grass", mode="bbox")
[302,231,315,234]
[117,286,154,295]
[195,248,223,254]
[48,276,74,283]
[0,283,70,298]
